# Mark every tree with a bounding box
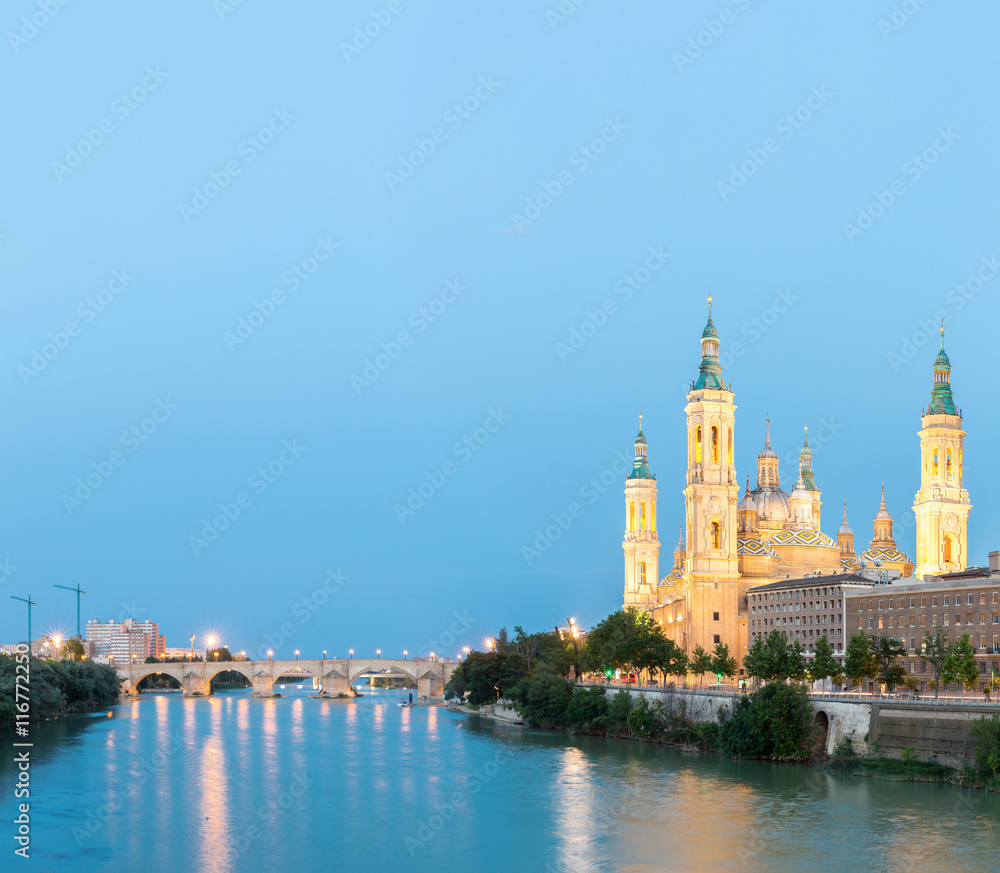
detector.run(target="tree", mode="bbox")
[744,631,807,684]
[63,639,85,661]
[808,634,838,692]
[582,608,673,683]
[844,631,876,689]
[869,635,907,692]
[688,646,712,686]
[944,633,980,698]
[710,642,737,683]
[208,647,233,662]
[718,683,818,761]
[743,636,767,687]
[787,639,808,682]
[920,628,951,701]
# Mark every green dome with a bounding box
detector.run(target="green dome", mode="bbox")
[701,317,719,341]
[934,348,951,371]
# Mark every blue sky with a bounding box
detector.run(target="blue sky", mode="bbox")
[2,2,998,659]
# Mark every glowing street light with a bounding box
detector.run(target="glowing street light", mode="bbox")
[403,650,408,660]
[349,649,354,659]
[268,650,273,661]
[376,649,381,659]
[53,636,63,660]
[295,650,300,661]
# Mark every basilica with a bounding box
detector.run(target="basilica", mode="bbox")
[622,299,972,668]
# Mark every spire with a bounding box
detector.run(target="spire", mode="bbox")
[693,295,725,391]
[628,417,653,479]
[799,425,817,491]
[673,526,685,571]
[873,485,896,547]
[927,323,958,415]
[837,501,855,557]
[738,473,759,536]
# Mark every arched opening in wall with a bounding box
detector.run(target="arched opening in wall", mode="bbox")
[210,669,252,692]
[135,672,182,693]
[640,502,646,531]
[932,449,939,477]
[630,503,635,532]
[728,427,733,466]
[651,500,656,531]
[711,521,721,550]
[944,535,954,564]
[711,426,719,464]
[695,426,703,463]
[813,710,830,758]
[946,449,953,481]
[640,562,647,586]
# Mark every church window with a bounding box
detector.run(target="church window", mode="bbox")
[640,502,646,531]
[711,427,719,463]
[651,500,656,532]
[639,562,646,585]
[946,449,953,481]
[713,612,720,621]
[728,427,733,465]
[713,635,721,645]
[710,521,721,550]
[629,503,635,532]
[695,426,702,463]
[932,449,939,476]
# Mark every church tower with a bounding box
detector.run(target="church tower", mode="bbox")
[913,327,972,578]
[837,503,856,560]
[799,427,822,530]
[683,298,740,652]
[623,417,659,608]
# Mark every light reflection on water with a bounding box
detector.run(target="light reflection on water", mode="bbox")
[2,689,998,873]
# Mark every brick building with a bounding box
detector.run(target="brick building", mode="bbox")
[748,572,877,663]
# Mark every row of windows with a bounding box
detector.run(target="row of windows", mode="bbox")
[750,587,838,603]
[752,601,840,614]
[752,615,840,628]
[866,613,1000,630]
[750,629,844,649]
[857,631,1000,654]
[859,591,999,610]
[927,445,961,483]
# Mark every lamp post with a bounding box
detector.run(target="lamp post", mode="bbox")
[323,650,327,660]
[207,636,215,660]
[53,636,63,661]
[403,650,408,660]
[295,650,300,661]
[349,649,353,659]
[268,650,273,661]
[376,649,381,659]
[190,634,195,662]
[10,595,34,654]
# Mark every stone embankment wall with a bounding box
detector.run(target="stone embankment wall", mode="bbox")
[617,686,992,764]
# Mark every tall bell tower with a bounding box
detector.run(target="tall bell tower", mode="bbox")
[623,416,659,609]
[683,298,740,656]
[913,326,972,578]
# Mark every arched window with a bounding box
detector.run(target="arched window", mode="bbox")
[640,502,646,531]
[711,521,721,550]
[946,449,953,481]
[932,449,939,476]
[639,562,647,585]
[695,426,702,463]
[651,500,656,532]
[728,427,733,465]
[944,536,954,563]
[711,426,719,464]
[629,503,635,533]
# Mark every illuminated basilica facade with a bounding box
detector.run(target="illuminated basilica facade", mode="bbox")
[622,300,972,671]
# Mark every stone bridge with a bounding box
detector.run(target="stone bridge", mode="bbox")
[114,658,455,699]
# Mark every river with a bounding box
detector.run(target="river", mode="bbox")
[2,687,998,872]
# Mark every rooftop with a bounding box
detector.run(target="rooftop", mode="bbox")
[747,572,876,593]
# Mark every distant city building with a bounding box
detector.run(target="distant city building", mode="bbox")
[411,655,455,664]
[162,647,198,661]
[86,618,164,663]
[623,303,971,680]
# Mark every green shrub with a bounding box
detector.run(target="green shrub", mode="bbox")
[969,713,1000,784]
[718,683,817,760]
[565,686,610,729]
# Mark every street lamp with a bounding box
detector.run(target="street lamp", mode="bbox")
[403,650,408,660]
[323,650,327,660]
[376,649,381,659]
[295,650,300,661]
[53,636,63,660]
[349,649,354,659]
[190,634,194,662]
[268,650,273,661]
[207,636,216,660]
